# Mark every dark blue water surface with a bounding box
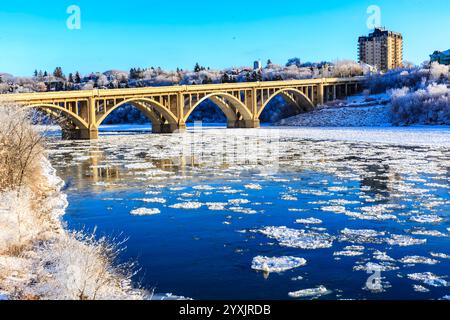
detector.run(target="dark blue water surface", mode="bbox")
[47,126,450,300]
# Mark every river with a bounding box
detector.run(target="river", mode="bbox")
[45,124,450,300]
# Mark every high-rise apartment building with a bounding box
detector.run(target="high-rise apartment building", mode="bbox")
[358,28,403,71]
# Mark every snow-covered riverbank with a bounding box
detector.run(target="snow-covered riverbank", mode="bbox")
[0,157,146,300]
[277,94,392,127]
[0,106,148,300]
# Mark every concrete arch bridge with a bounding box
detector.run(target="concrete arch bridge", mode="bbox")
[1,77,363,139]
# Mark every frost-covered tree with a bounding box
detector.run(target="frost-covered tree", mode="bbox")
[390,83,450,125]
[332,60,364,78]
[429,62,449,81]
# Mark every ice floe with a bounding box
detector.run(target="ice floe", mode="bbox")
[399,256,439,265]
[413,285,430,293]
[258,226,334,249]
[288,286,330,298]
[251,256,307,273]
[130,208,161,216]
[407,272,449,287]
[169,202,203,210]
[244,184,262,190]
[410,215,443,224]
[386,235,427,246]
[294,218,323,225]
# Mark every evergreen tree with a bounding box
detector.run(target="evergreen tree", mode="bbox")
[33,70,38,77]
[221,73,230,83]
[75,71,81,83]
[266,59,273,67]
[130,68,136,80]
[53,67,65,79]
[0,75,3,84]
[68,73,74,83]
[202,76,212,84]
[43,71,48,77]
[194,63,201,73]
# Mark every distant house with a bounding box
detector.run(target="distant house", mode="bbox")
[430,50,450,65]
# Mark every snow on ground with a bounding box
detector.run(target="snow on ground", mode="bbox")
[277,94,391,127]
[0,158,147,300]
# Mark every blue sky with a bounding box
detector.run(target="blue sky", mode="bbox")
[0,0,448,76]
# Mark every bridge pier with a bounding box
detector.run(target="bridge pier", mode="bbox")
[228,119,260,129]
[153,123,186,134]
[62,128,99,140]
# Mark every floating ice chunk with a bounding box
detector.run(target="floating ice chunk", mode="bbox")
[135,197,167,204]
[410,215,443,224]
[373,251,395,262]
[169,202,203,210]
[251,256,307,273]
[353,262,399,272]
[339,228,385,244]
[0,292,8,300]
[229,207,257,214]
[387,235,427,246]
[413,285,430,293]
[288,286,330,298]
[244,183,262,190]
[430,252,450,259]
[205,202,228,211]
[288,208,308,212]
[344,245,365,251]
[180,193,196,198]
[291,276,304,281]
[217,188,242,194]
[169,187,186,191]
[399,256,439,265]
[329,199,360,205]
[328,186,349,192]
[295,218,323,225]
[410,229,448,237]
[228,199,251,205]
[145,190,162,195]
[334,250,364,257]
[321,206,347,214]
[407,272,449,287]
[281,195,298,201]
[130,208,161,216]
[125,162,155,170]
[192,185,215,191]
[258,226,334,250]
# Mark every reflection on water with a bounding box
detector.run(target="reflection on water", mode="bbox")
[46,127,450,300]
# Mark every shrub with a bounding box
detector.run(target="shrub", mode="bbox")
[390,84,450,125]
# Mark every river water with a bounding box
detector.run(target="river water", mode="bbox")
[46,125,450,300]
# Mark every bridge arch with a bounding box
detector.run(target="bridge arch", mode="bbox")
[24,103,89,130]
[96,97,179,128]
[183,92,253,123]
[257,88,314,118]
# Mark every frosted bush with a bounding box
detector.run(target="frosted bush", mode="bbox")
[32,231,143,300]
[430,62,449,81]
[390,83,450,125]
